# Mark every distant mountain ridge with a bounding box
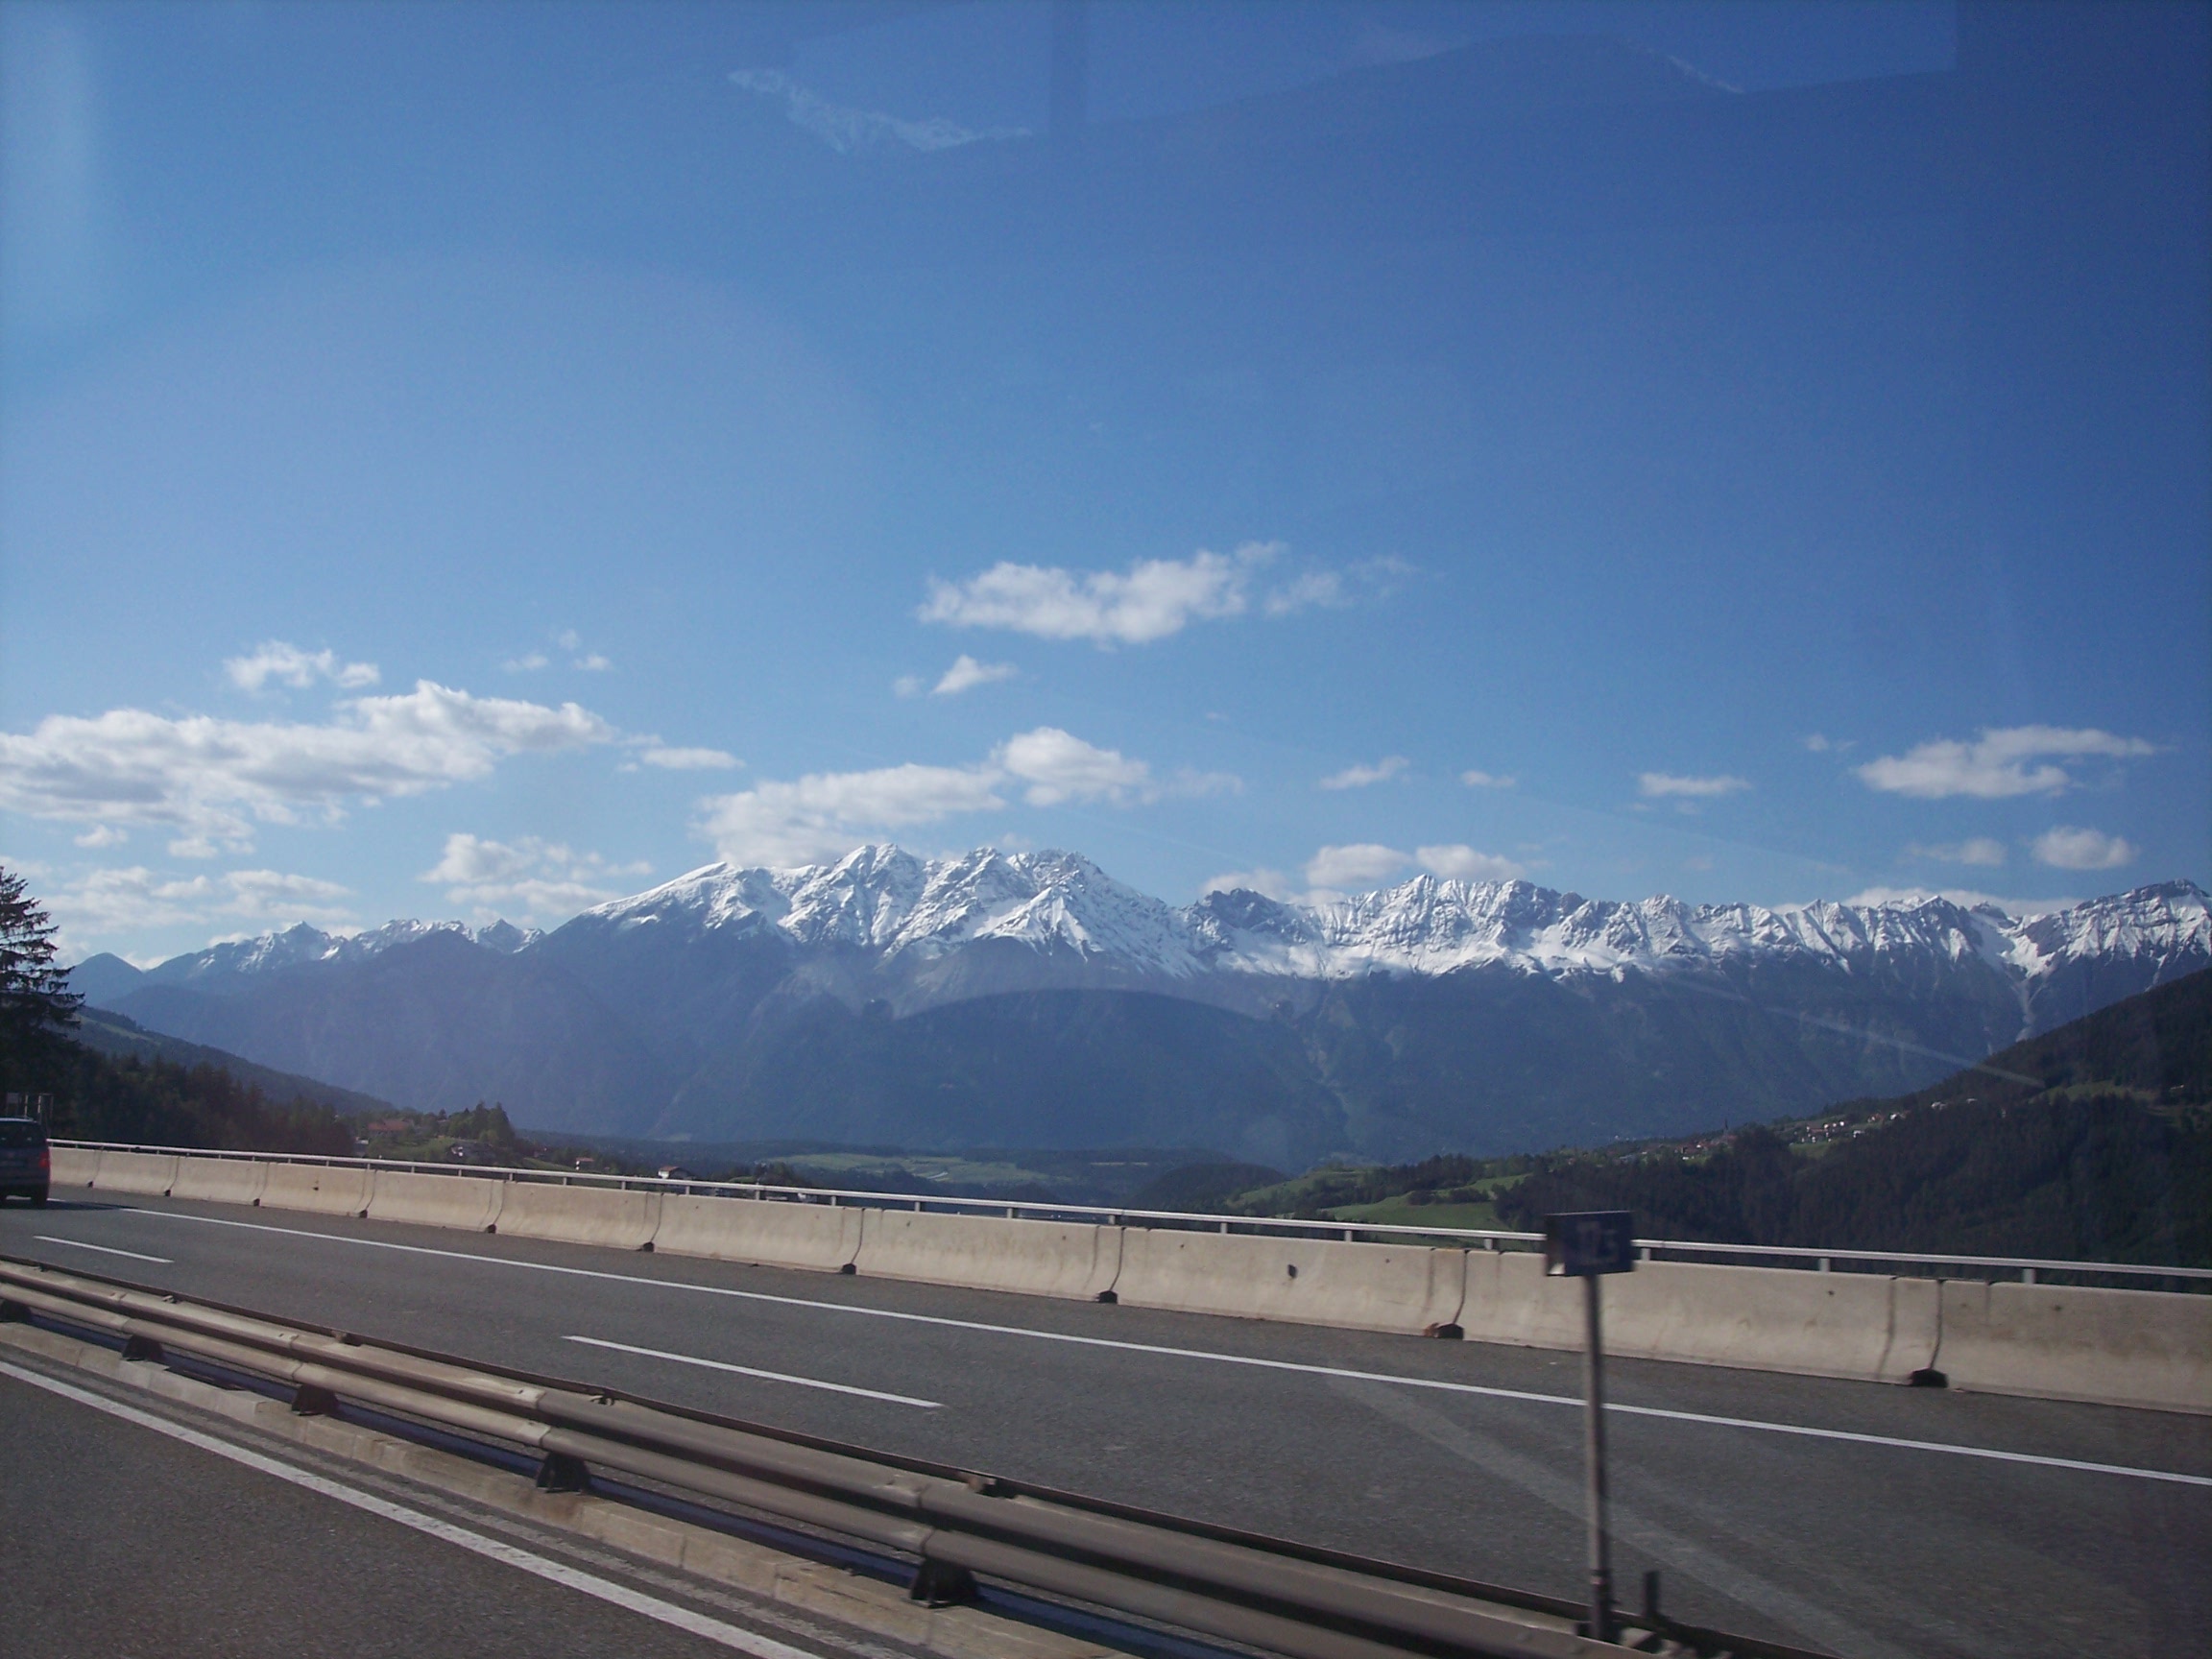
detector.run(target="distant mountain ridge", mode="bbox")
[68,851,2212,1165]
[72,1007,397,1119]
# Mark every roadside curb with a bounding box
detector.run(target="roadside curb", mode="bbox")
[0,1318,1123,1659]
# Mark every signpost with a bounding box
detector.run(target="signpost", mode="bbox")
[1544,1210,1636,1645]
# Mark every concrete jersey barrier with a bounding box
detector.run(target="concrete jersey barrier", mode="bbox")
[1112,1227,1467,1336]
[89,1151,180,1196]
[258,1162,373,1216]
[365,1169,506,1233]
[1934,1279,2212,1414]
[493,1182,661,1251]
[169,1155,271,1208]
[653,1194,863,1272]
[1460,1253,1942,1385]
[854,1210,1123,1302]
[49,1147,2209,1413]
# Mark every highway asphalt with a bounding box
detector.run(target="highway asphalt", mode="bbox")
[0,1341,930,1659]
[3,1192,2206,1659]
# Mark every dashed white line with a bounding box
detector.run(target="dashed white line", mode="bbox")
[35,1236,173,1264]
[0,1358,826,1658]
[564,1335,940,1408]
[115,1206,2212,1488]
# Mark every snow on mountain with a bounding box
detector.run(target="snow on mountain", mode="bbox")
[586,846,1200,974]
[142,847,2211,1009]
[144,917,540,987]
[1993,879,2209,979]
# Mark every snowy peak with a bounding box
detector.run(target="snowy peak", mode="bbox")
[582,845,1195,973]
[2001,879,2211,977]
[134,854,2210,1022]
[140,915,538,989]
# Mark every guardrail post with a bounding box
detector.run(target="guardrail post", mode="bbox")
[2022,1266,2036,1285]
[535,1451,590,1494]
[1818,1257,1831,1273]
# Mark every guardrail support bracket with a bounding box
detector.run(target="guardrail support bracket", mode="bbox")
[120,1334,163,1363]
[291,1383,341,1416]
[535,1451,591,1494]
[908,1561,977,1606]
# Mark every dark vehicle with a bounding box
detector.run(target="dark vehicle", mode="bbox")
[0,1118,50,1206]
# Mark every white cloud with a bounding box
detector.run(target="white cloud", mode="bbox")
[557,630,582,651]
[696,727,1235,866]
[1907,837,2008,868]
[574,653,613,672]
[1305,843,1410,890]
[1639,772,1752,799]
[1801,733,1834,753]
[1318,756,1408,791]
[504,653,550,673]
[423,833,650,922]
[1460,769,1517,789]
[918,542,1390,644]
[73,825,126,848]
[47,864,356,945]
[636,745,740,771]
[699,764,1006,867]
[225,641,379,692]
[0,682,617,849]
[892,675,926,699]
[1843,884,2073,917]
[932,655,1018,697]
[729,67,1029,156]
[1200,868,1300,902]
[2031,826,2138,871]
[221,868,356,919]
[1416,844,1527,882]
[1856,726,2153,800]
[921,547,1262,645]
[1262,570,1342,616]
[995,727,1154,806]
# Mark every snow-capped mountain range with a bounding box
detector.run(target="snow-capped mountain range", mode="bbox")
[562,848,2207,1029]
[71,850,2211,1162]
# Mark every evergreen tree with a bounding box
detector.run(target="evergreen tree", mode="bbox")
[0,866,81,1078]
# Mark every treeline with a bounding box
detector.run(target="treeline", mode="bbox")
[1220,1151,1543,1218]
[1491,1100,2209,1265]
[1493,969,2212,1265]
[41,1042,355,1157]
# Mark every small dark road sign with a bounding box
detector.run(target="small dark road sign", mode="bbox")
[1544,1209,1636,1277]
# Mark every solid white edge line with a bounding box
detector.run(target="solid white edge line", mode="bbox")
[35,1235,173,1264]
[0,1358,825,1659]
[1604,1401,2212,1486]
[564,1334,941,1408]
[119,1206,2212,1489]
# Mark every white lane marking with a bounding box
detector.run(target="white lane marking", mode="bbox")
[35,1235,173,1264]
[0,1358,825,1659]
[122,1207,2212,1489]
[565,1335,940,1408]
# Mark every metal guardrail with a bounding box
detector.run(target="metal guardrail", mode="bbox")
[0,1254,1831,1659]
[48,1139,2212,1284]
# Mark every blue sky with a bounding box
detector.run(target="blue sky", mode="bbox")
[2,0,2204,962]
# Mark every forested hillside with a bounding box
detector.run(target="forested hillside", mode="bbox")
[1489,970,2211,1264]
[33,1043,355,1157]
